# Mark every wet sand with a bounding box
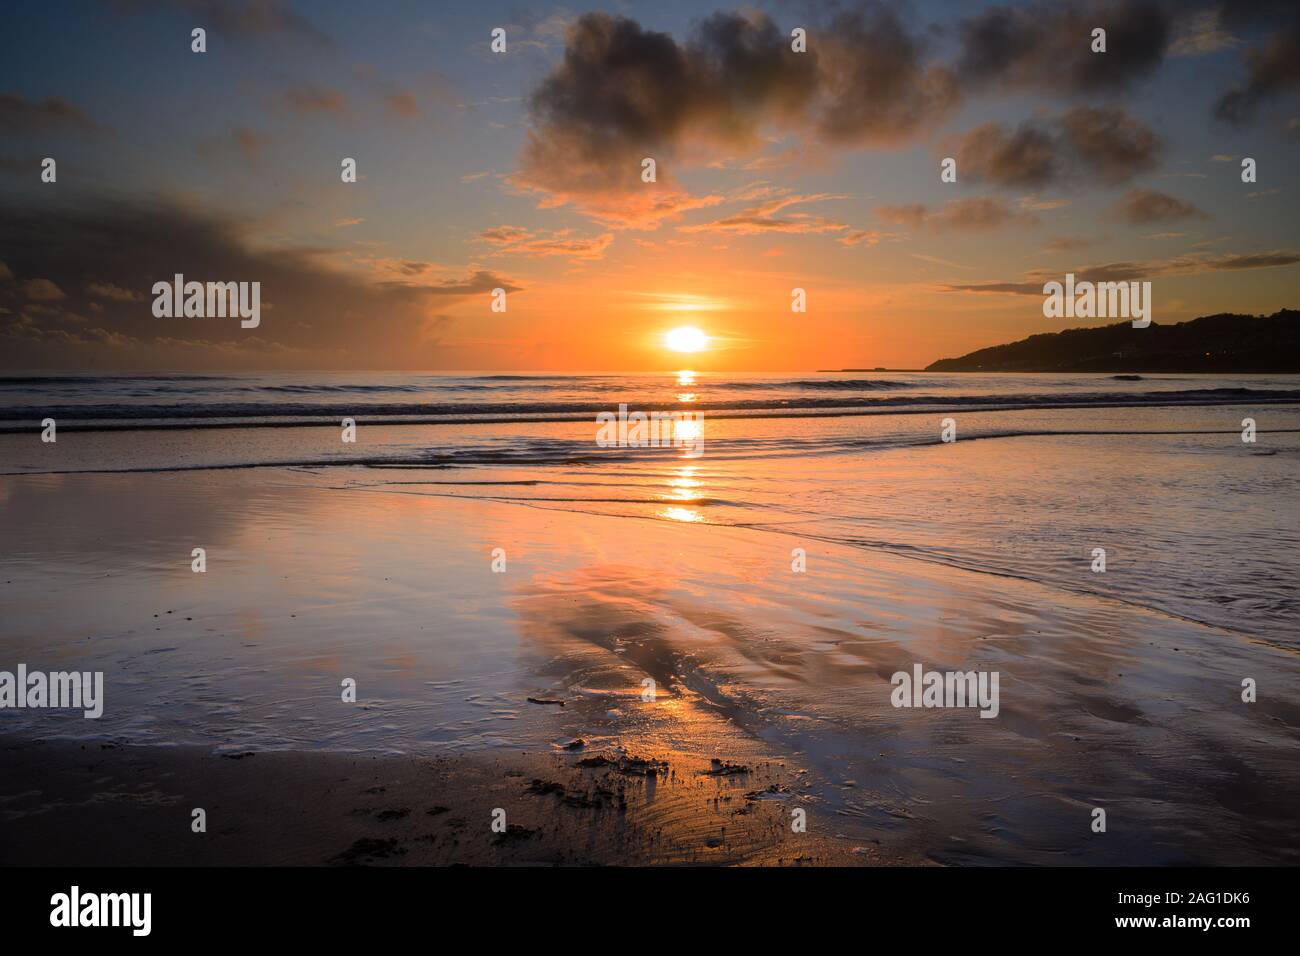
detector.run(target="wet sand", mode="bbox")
[2,462,1299,865]
[0,736,875,866]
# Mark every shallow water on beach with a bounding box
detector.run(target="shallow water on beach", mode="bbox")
[2,372,1299,862]
[4,371,1300,643]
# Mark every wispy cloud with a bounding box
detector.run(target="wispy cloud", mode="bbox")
[283,85,347,115]
[0,92,106,134]
[476,226,614,262]
[677,191,870,242]
[943,250,1300,295]
[876,197,1040,233]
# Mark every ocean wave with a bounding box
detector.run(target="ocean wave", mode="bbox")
[4,386,1299,430]
[0,374,233,386]
[721,378,913,390]
[2,374,915,396]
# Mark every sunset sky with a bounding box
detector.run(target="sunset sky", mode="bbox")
[2,0,1299,371]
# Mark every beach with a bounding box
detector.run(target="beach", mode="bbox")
[2,372,1299,865]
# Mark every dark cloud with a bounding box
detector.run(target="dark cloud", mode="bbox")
[949,119,1058,187]
[813,4,961,145]
[956,1,1171,95]
[0,93,105,135]
[944,105,1163,191]
[1212,251,1300,269]
[943,280,1043,295]
[103,0,333,46]
[0,196,517,369]
[692,10,824,134]
[1212,0,1299,31]
[1108,187,1208,223]
[1214,19,1300,124]
[1059,106,1162,184]
[520,11,815,198]
[516,6,957,224]
[516,0,1293,214]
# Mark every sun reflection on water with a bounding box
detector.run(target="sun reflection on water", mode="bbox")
[660,466,704,521]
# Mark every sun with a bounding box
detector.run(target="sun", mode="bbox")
[665,326,709,353]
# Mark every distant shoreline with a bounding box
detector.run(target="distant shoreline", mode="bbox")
[923,310,1300,373]
[817,368,1300,374]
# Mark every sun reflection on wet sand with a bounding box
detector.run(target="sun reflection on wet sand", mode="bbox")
[662,466,704,513]
[660,505,704,522]
[669,466,699,489]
